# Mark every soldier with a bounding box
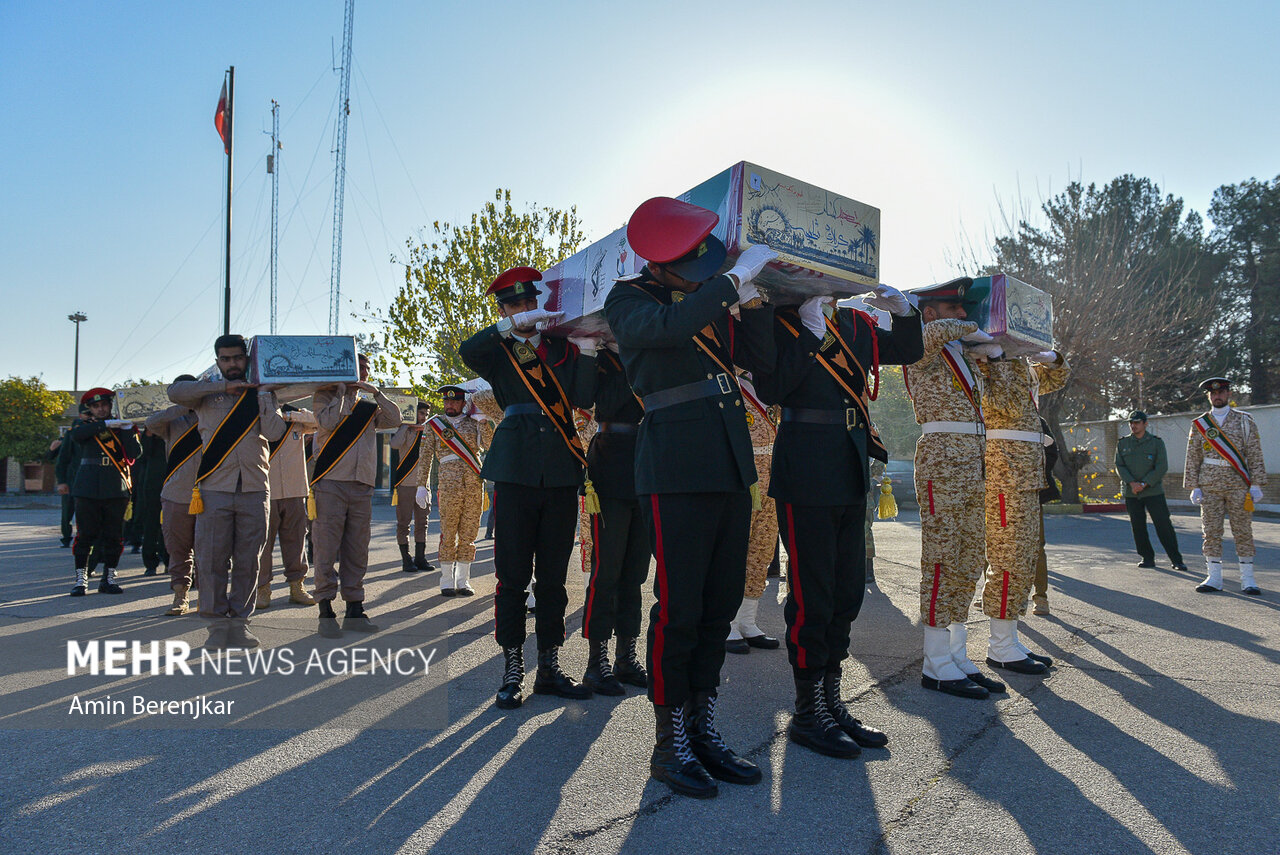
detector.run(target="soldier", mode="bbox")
[580,343,650,694]
[603,196,776,799]
[755,285,921,759]
[55,405,90,550]
[460,267,598,709]
[68,388,142,597]
[256,403,319,609]
[724,372,780,655]
[136,424,168,575]
[169,336,288,648]
[1185,377,1267,594]
[1115,411,1186,573]
[977,346,1070,674]
[49,435,74,547]
[904,278,1003,700]
[391,401,435,575]
[310,354,403,636]
[144,375,202,616]
[416,386,491,596]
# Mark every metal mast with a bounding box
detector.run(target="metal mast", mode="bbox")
[328,0,355,335]
[267,100,280,334]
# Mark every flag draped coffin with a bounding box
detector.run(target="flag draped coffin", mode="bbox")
[964,274,1054,356]
[114,385,175,422]
[247,335,361,402]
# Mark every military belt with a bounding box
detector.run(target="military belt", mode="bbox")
[781,406,863,431]
[81,456,114,466]
[921,421,984,436]
[985,429,1043,443]
[642,373,732,411]
[597,422,638,434]
[503,404,544,417]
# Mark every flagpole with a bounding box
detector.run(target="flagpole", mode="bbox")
[223,66,234,336]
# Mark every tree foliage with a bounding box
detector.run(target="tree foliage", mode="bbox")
[870,365,919,460]
[367,189,586,398]
[0,377,73,462]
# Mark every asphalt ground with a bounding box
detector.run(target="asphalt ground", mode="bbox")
[1,503,1276,855]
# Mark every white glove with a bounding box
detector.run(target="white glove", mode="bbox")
[1029,351,1058,364]
[798,295,829,339]
[968,343,1004,362]
[499,309,564,336]
[862,284,912,316]
[605,341,619,354]
[961,329,993,343]
[105,419,133,429]
[1250,485,1264,502]
[1190,488,1203,505]
[415,487,431,509]
[727,244,778,289]
[567,335,599,357]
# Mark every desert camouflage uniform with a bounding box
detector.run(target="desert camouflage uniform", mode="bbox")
[743,391,778,599]
[980,353,1069,620]
[1184,409,1267,559]
[418,411,492,563]
[907,319,987,627]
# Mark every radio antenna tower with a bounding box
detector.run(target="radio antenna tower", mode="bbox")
[328,0,355,335]
[267,100,281,334]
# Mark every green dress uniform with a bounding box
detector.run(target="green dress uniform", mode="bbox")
[1115,428,1184,568]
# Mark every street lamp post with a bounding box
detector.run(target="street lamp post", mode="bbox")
[68,312,87,390]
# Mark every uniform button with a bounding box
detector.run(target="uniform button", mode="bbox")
[722,301,729,307]
[844,398,851,404]
[707,374,713,379]
[734,399,741,406]
[540,427,546,433]
[718,402,725,408]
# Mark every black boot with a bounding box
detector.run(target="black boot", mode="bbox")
[144,564,158,576]
[789,673,860,758]
[317,599,343,638]
[613,636,648,688]
[823,668,888,748]
[98,567,124,595]
[343,600,379,633]
[414,542,435,572]
[399,543,418,573]
[651,704,717,798]
[533,647,592,699]
[495,646,525,710]
[688,691,762,784]
[70,567,88,597]
[582,638,625,696]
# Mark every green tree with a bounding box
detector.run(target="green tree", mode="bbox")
[1208,176,1280,404]
[869,365,919,460]
[367,189,586,397]
[0,377,73,462]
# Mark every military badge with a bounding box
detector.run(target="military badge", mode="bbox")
[670,291,686,303]
[1203,441,1212,451]
[820,330,836,352]
[1206,429,1219,439]
[745,412,755,426]
[513,341,537,364]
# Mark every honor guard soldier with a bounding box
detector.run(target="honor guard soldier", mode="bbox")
[725,372,781,654]
[169,336,289,648]
[135,425,168,576]
[144,375,202,615]
[416,386,492,595]
[256,403,319,609]
[580,342,651,694]
[391,400,435,575]
[603,197,777,799]
[56,405,90,551]
[904,279,1004,700]
[1185,377,1267,594]
[68,388,142,597]
[460,266,599,709]
[310,354,403,636]
[976,346,1069,674]
[755,283,922,759]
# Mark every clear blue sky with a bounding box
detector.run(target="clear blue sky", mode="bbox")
[2,1,1276,390]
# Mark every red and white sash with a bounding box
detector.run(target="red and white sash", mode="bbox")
[940,342,983,421]
[1193,414,1251,485]
[427,416,483,477]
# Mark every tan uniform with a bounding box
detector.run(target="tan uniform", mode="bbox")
[167,380,287,620]
[311,386,401,602]
[1184,409,1267,559]
[743,390,778,599]
[907,320,987,627]
[418,411,491,563]
[978,354,1069,620]
[260,409,316,586]
[391,422,429,545]
[144,405,201,591]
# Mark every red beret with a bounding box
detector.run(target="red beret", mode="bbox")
[81,387,114,406]
[487,266,543,303]
[627,197,719,264]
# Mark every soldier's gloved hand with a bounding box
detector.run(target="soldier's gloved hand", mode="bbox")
[862,284,912,316]
[727,244,778,290]
[798,295,830,339]
[415,487,430,509]
[968,343,1004,362]
[605,340,619,354]
[1028,351,1058,364]
[1250,485,1264,502]
[498,309,563,336]
[962,329,993,343]
[1190,488,1203,505]
[567,335,599,357]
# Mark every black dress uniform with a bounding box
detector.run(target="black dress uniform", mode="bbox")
[603,195,777,799]
[755,300,922,756]
[137,429,169,575]
[580,347,650,694]
[459,265,597,709]
[70,388,142,596]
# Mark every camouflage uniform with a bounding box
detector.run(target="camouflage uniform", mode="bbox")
[1184,409,1267,559]
[744,396,778,599]
[418,412,492,563]
[979,354,1069,620]
[907,319,987,628]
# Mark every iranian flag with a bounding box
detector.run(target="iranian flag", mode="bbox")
[214,79,230,154]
